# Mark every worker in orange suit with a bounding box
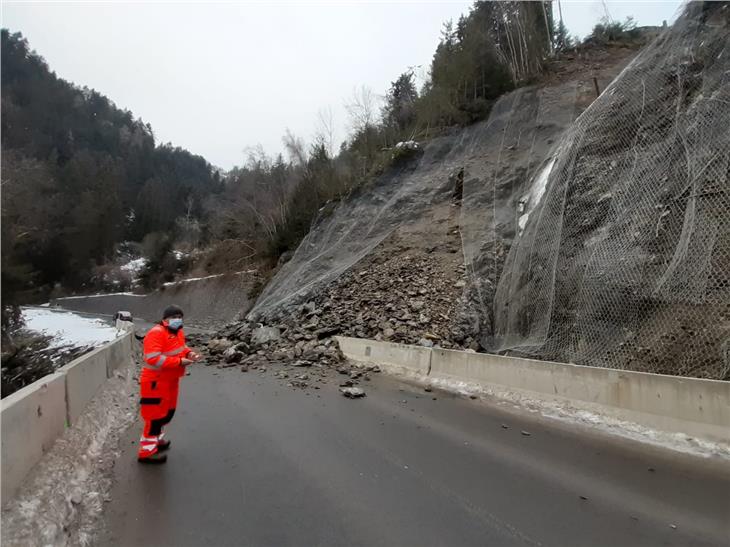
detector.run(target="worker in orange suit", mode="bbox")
[138,305,200,463]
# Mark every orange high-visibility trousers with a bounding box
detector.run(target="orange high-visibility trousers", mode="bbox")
[138,322,190,458]
[138,377,180,458]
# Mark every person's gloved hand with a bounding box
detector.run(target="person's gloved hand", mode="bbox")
[188,351,202,362]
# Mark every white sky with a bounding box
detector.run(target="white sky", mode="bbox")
[2,1,684,170]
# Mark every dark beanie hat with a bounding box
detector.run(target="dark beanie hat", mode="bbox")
[162,305,184,319]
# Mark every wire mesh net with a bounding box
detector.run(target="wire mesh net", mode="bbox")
[487,3,729,379]
[251,3,729,380]
[251,128,482,317]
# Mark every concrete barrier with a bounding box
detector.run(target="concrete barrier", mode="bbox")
[336,337,730,444]
[1,373,67,502]
[336,336,431,376]
[59,334,135,425]
[1,332,134,502]
[106,333,133,376]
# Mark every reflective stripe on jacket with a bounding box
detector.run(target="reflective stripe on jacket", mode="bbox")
[142,324,190,379]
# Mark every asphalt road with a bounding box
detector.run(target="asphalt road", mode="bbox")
[100,363,729,547]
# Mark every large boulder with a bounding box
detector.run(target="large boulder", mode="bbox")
[207,338,234,354]
[251,326,281,346]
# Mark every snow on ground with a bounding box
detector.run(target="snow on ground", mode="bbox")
[55,292,145,300]
[119,257,147,274]
[162,269,257,287]
[119,256,147,287]
[21,308,121,349]
[162,273,225,286]
[1,362,138,546]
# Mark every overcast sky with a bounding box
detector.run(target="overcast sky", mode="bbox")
[2,1,684,170]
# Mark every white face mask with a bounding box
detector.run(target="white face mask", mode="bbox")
[167,318,183,330]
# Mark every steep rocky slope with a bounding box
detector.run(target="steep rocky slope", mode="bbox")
[210,4,728,381]
[204,47,638,366]
[490,3,729,379]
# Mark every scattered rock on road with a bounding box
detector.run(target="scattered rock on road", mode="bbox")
[340,387,366,398]
[223,348,244,363]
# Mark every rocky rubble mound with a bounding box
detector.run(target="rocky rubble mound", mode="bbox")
[187,328,381,394]
[185,229,481,392]
[284,243,475,349]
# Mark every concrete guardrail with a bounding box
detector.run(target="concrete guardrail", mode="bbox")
[1,332,135,502]
[336,336,730,444]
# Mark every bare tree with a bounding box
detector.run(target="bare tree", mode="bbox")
[314,106,336,158]
[244,144,271,171]
[282,129,307,166]
[344,85,379,134]
[494,1,551,85]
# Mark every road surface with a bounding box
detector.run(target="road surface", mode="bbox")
[100,363,729,547]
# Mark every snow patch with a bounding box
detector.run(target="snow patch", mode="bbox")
[395,140,419,150]
[56,292,145,300]
[518,157,556,233]
[162,269,257,287]
[119,257,147,274]
[21,308,121,349]
[163,273,225,286]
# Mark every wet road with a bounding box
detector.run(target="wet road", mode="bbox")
[100,363,729,547]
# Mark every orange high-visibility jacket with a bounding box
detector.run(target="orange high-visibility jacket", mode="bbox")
[142,324,191,380]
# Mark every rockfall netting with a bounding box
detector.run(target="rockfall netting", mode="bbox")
[251,78,580,324]
[251,2,728,380]
[488,2,729,379]
[251,125,497,319]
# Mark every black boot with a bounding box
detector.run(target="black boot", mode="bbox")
[157,439,171,452]
[138,452,167,464]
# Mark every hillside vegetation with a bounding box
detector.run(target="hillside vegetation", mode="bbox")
[1,29,221,305]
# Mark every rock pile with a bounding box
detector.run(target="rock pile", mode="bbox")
[188,327,381,393]
[185,230,482,393]
[253,237,479,348]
